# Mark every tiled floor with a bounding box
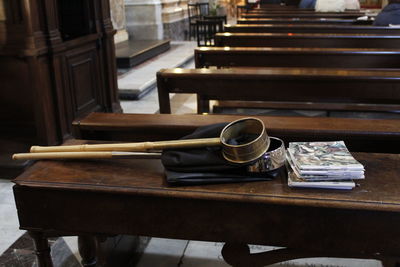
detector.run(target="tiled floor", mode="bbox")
[0,179,25,255]
[0,41,387,267]
[118,41,197,99]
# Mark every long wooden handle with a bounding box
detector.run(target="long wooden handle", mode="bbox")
[13,151,162,161]
[30,138,221,153]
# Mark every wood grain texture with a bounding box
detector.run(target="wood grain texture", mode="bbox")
[156,67,400,114]
[12,139,400,263]
[72,112,400,153]
[224,24,400,34]
[195,47,400,68]
[215,33,400,48]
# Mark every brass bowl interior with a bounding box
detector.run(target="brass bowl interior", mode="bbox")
[220,118,270,164]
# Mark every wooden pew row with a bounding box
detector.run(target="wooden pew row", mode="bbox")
[243,10,363,14]
[194,47,400,69]
[194,48,400,112]
[224,24,400,34]
[237,18,371,25]
[156,67,400,115]
[215,33,400,48]
[73,112,400,153]
[248,5,300,10]
[241,13,365,19]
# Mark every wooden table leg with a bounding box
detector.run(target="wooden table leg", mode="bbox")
[28,231,54,267]
[78,235,98,267]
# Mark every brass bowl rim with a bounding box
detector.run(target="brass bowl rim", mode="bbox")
[220,117,267,148]
[220,117,270,164]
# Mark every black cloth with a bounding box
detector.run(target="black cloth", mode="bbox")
[161,123,282,185]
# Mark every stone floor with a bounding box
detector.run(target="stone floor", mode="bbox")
[0,40,387,267]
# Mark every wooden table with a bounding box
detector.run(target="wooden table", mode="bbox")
[13,140,400,266]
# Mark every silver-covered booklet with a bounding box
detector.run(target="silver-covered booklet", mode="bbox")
[288,141,365,171]
[286,152,364,180]
[287,165,355,190]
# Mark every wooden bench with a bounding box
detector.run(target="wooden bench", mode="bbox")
[13,111,400,266]
[243,10,363,14]
[194,47,400,69]
[214,33,400,48]
[224,24,400,34]
[241,13,366,19]
[14,139,400,267]
[156,67,400,115]
[73,112,400,153]
[237,18,372,25]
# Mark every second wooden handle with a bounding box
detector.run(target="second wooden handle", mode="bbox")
[13,151,162,160]
[30,138,221,153]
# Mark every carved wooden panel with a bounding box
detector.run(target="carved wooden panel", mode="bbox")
[0,0,121,176]
[65,44,104,123]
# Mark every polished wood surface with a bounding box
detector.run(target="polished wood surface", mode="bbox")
[156,67,400,114]
[224,24,400,34]
[243,10,364,14]
[73,113,400,153]
[237,18,367,25]
[195,47,400,68]
[241,13,365,19]
[12,137,400,266]
[13,147,400,213]
[215,33,400,48]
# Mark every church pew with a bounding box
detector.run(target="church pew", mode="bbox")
[243,10,363,14]
[247,5,300,10]
[73,112,400,153]
[194,47,400,69]
[214,33,400,48]
[237,18,371,25]
[156,67,400,115]
[241,13,365,19]
[224,24,400,34]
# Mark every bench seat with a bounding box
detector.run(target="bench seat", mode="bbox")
[73,112,400,153]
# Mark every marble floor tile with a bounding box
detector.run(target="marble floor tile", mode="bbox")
[0,180,14,205]
[121,61,196,115]
[180,241,229,267]
[63,236,82,265]
[135,238,188,267]
[118,42,197,92]
[0,203,25,255]
[0,179,25,256]
[276,257,382,267]
[0,233,80,267]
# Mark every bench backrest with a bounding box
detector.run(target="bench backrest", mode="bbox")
[224,24,400,34]
[241,13,365,19]
[243,10,363,14]
[194,47,400,68]
[156,67,400,114]
[73,113,400,153]
[237,18,369,24]
[214,33,400,48]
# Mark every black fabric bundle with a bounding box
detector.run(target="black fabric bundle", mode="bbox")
[161,123,282,185]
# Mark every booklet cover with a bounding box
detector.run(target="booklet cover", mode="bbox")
[288,141,365,171]
[286,153,364,180]
[287,163,355,190]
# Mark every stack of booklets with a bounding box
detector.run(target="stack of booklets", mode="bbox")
[286,141,365,190]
